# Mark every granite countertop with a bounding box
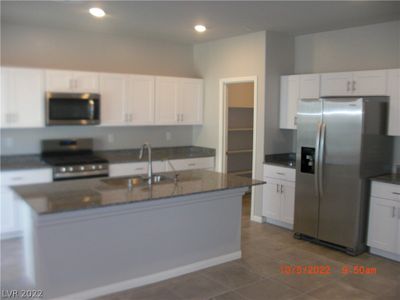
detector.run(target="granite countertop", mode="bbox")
[0,146,215,171]
[371,174,400,185]
[12,170,264,215]
[264,153,296,169]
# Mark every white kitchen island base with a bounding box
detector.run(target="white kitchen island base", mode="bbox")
[22,187,246,299]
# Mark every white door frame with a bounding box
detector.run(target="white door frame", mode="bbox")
[218,76,258,221]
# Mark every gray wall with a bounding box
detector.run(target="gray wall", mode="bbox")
[264,31,295,155]
[294,21,400,164]
[1,23,198,155]
[193,31,266,218]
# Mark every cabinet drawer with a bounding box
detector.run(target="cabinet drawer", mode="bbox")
[166,157,214,171]
[371,181,400,201]
[109,161,165,177]
[1,169,52,186]
[263,164,295,182]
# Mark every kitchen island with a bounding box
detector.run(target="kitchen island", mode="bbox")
[12,170,263,299]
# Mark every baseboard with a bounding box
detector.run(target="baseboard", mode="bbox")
[370,247,400,262]
[250,215,263,223]
[265,218,293,230]
[52,251,242,300]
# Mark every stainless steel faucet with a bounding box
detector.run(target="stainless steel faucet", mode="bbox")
[139,142,153,184]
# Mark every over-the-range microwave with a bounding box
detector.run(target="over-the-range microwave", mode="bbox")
[46,92,100,126]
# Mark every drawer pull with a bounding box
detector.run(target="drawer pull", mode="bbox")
[135,167,144,170]
[392,207,396,218]
[276,172,285,176]
[11,177,23,181]
[188,163,196,166]
[393,192,400,195]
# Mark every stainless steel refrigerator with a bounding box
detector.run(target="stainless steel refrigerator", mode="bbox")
[294,97,393,255]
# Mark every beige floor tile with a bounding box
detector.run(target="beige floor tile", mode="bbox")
[96,284,181,300]
[235,278,302,300]
[306,281,376,300]
[272,272,338,293]
[202,261,262,289]
[210,291,247,300]
[238,253,284,278]
[165,272,228,300]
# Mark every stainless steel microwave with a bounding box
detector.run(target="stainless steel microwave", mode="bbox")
[46,92,100,126]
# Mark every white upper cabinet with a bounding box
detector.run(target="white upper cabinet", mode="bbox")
[387,69,400,136]
[321,70,387,96]
[100,73,127,125]
[1,67,45,128]
[154,77,179,124]
[45,70,99,93]
[280,74,319,130]
[126,75,155,125]
[320,72,353,96]
[177,79,203,125]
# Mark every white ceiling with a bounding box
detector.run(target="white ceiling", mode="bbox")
[2,1,400,44]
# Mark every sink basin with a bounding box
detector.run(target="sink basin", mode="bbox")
[101,175,172,188]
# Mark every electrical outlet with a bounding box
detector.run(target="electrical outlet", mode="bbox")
[107,134,114,144]
[166,131,171,141]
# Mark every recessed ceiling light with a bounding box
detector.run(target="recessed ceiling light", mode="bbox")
[194,25,206,33]
[89,7,106,18]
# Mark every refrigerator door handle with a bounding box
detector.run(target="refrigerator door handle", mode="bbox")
[314,122,322,197]
[318,123,326,198]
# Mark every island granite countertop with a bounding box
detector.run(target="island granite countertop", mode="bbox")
[264,153,296,169]
[12,170,264,215]
[0,146,215,171]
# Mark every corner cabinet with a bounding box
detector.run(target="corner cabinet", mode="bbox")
[155,77,203,125]
[1,67,45,128]
[45,70,99,93]
[367,181,400,262]
[280,74,319,129]
[262,164,296,229]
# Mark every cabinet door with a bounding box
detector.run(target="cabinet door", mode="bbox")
[154,77,178,124]
[262,178,281,220]
[387,69,400,136]
[280,181,295,225]
[299,74,320,99]
[45,70,74,92]
[280,75,299,129]
[99,73,127,125]
[0,186,18,237]
[367,197,398,252]
[1,67,44,128]
[73,71,99,93]
[109,161,165,177]
[127,75,155,125]
[352,70,387,96]
[178,79,203,124]
[320,72,353,96]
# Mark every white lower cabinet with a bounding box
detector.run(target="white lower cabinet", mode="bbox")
[0,169,52,239]
[262,164,296,229]
[109,157,215,177]
[367,181,400,261]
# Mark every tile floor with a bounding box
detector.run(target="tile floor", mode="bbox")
[1,194,399,300]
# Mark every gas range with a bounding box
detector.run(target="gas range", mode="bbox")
[41,139,109,181]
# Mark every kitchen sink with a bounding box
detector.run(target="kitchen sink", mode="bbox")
[101,174,173,188]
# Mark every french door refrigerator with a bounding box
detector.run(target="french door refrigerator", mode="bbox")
[294,97,393,255]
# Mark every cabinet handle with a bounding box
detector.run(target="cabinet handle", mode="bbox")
[276,184,279,193]
[398,208,400,219]
[181,114,184,122]
[135,167,144,170]
[346,81,351,92]
[11,177,23,181]
[392,192,400,195]
[392,206,396,218]
[294,116,298,126]
[352,80,356,92]
[176,113,180,122]
[130,113,133,122]
[188,163,196,166]
[280,184,284,193]
[276,172,285,176]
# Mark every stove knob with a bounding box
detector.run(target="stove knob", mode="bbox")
[91,165,96,170]
[60,167,66,172]
[68,167,74,172]
[97,165,103,169]
[80,166,85,171]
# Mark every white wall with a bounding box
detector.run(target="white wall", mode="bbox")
[295,21,400,74]
[295,21,400,164]
[1,23,198,154]
[193,31,266,218]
